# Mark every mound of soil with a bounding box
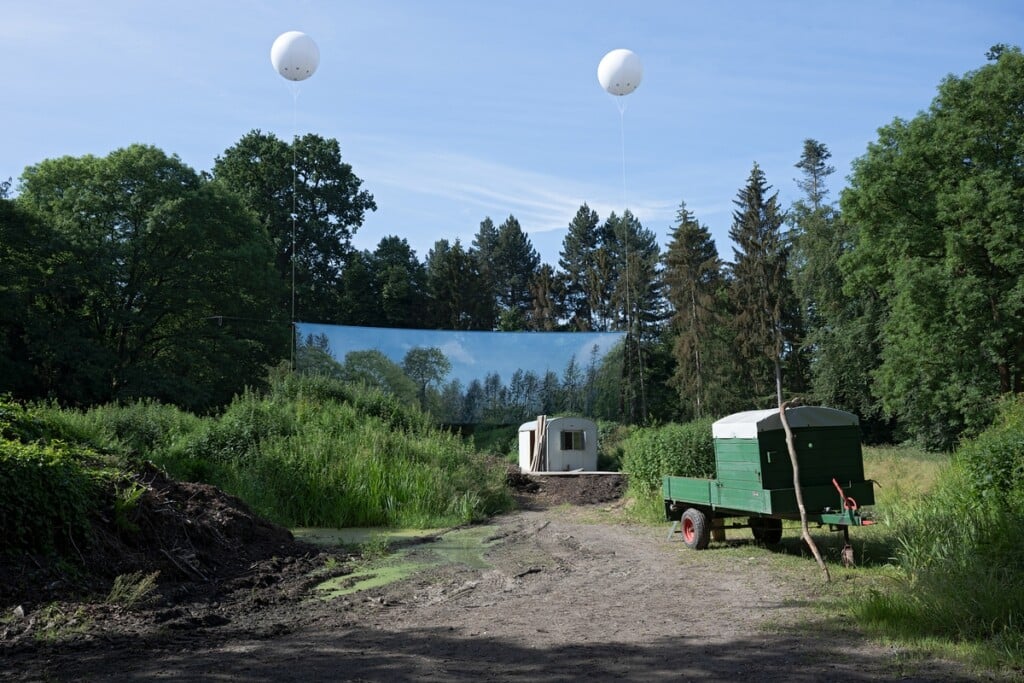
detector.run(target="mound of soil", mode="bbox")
[506,467,627,509]
[0,463,351,648]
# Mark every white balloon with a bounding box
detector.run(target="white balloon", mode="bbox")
[271,31,320,82]
[597,49,642,96]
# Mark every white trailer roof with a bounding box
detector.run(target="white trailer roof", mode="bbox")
[712,406,859,440]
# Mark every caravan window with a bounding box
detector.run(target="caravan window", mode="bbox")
[560,430,585,451]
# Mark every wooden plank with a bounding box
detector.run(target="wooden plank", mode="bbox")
[662,476,713,506]
[716,486,771,514]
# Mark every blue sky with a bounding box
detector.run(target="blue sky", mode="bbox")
[299,323,623,387]
[4,2,1023,265]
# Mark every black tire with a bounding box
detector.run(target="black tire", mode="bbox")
[750,517,783,545]
[681,508,710,550]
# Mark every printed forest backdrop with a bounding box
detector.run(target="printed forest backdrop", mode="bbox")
[296,324,624,425]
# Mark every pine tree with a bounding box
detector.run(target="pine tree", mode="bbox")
[559,204,601,330]
[424,239,490,330]
[728,163,796,406]
[492,215,540,324]
[664,200,724,419]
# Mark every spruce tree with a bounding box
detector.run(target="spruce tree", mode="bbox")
[471,217,500,328]
[603,210,664,423]
[424,239,490,330]
[528,264,562,331]
[371,236,428,329]
[558,204,601,330]
[728,163,796,406]
[492,215,540,323]
[788,140,878,423]
[664,200,724,419]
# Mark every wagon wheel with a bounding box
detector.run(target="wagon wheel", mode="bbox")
[680,508,710,550]
[750,517,783,545]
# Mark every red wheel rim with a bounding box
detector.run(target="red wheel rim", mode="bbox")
[682,517,695,543]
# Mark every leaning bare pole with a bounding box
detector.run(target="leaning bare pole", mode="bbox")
[779,399,830,583]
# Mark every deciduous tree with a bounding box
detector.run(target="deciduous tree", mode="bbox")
[402,346,452,407]
[213,130,376,324]
[17,145,281,409]
[840,46,1024,447]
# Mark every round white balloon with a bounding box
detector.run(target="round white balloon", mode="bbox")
[597,49,642,96]
[271,31,320,82]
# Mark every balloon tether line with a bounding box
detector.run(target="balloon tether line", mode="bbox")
[290,84,299,372]
[614,96,646,421]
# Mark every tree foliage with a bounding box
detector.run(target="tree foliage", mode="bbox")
[559,204,601,331]
[13,145,282,410]
[213,130,376,324]
[402,346,452,407]
[424,239,491,330]
[790,140,885,435]
[728,162,799,406]
[487,215,541,329]
[664,201,726,420]
[841,46,1024,448]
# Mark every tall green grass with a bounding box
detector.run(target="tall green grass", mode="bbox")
[852,398,1024,669]
[861,444,948,521]
[199,400,507,528]
[11,374,512,542]
[144,376,512,529]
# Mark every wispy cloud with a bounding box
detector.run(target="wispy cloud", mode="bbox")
[440,339,476,366]
[347,135,678,234]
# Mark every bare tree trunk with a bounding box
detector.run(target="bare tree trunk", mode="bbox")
[774,358,783,407]
[779,399,830,583]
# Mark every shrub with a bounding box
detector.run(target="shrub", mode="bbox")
[621,419,715,491]
[41,400,201,463]
[955,396,1024,501]
[0,439,99,555]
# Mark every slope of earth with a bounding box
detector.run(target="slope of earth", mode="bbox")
[0,471,989,681]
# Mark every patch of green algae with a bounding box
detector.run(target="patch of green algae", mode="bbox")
[310,524,501,600]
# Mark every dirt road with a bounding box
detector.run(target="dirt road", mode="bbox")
[4,516,978,679]
[3,495,978,681]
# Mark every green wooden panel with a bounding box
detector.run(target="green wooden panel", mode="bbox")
[715,485,771,514]
[767,480,875,514]
[757,426,865,490]
[713,439,763,487]
[715,459,762,486]
[662,476,713,505]
[714,439,760,463]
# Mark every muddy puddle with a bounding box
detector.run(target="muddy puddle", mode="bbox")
[294,525,502,599]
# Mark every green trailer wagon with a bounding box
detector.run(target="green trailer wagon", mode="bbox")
[663,406,875,551]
